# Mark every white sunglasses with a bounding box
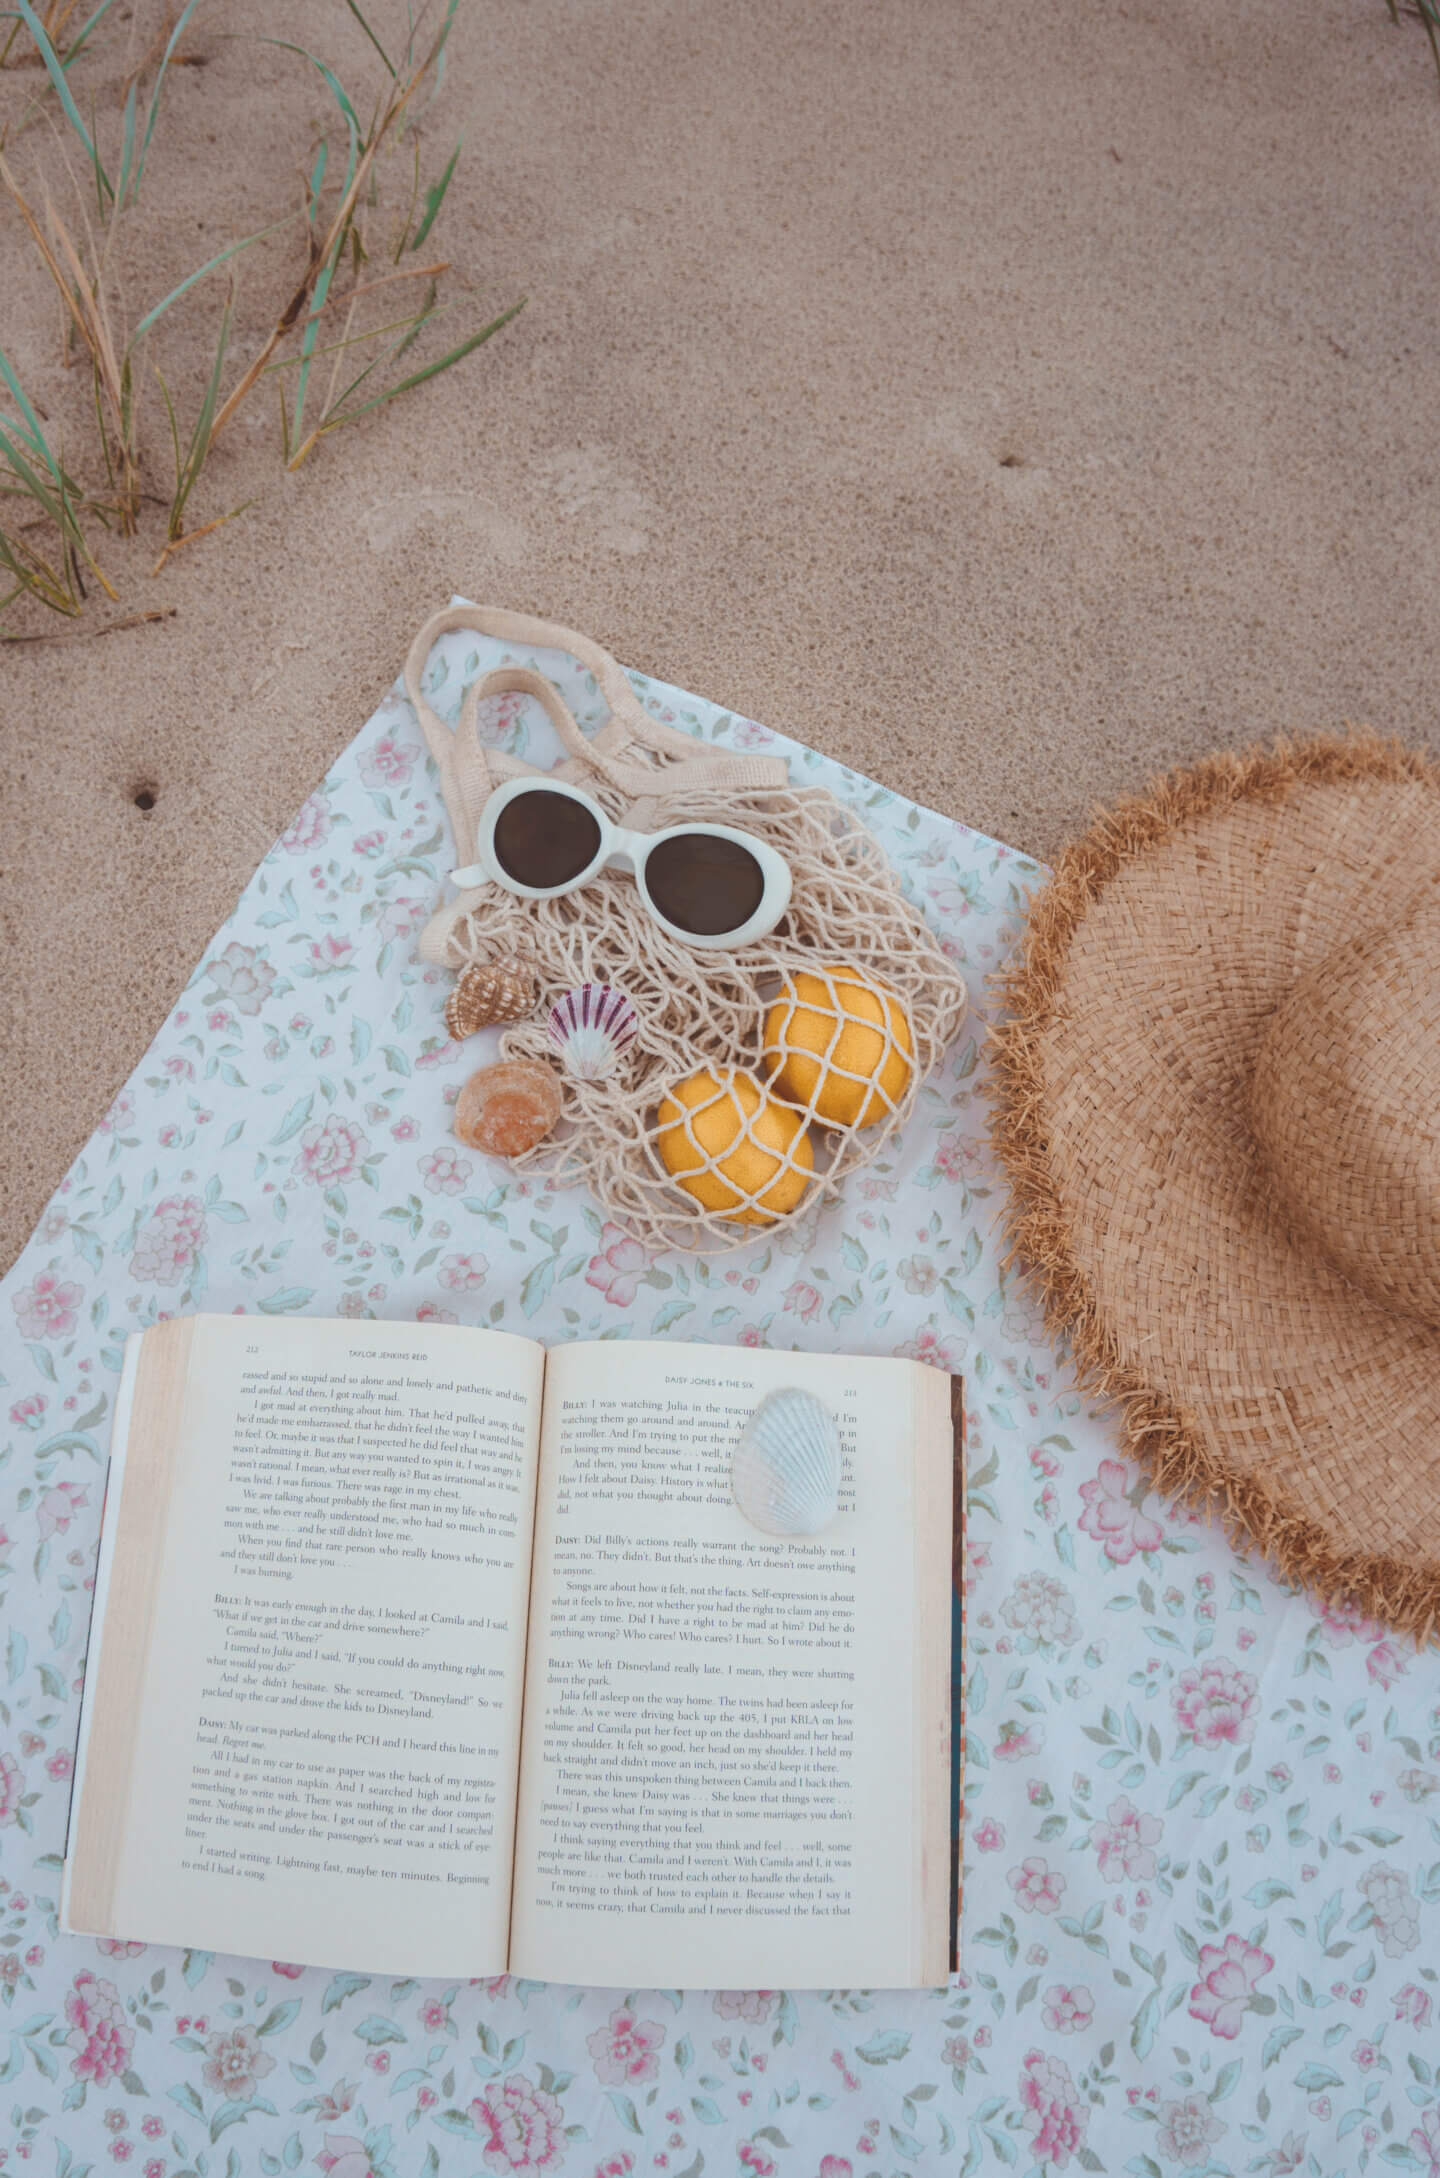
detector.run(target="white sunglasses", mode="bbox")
[450,776,792,951]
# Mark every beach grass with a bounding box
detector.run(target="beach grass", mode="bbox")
[0,0,523,627]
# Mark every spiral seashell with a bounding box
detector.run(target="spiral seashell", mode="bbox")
[445,956,539,1040]
[547,982,639,1082]
[730,1387,841,1537]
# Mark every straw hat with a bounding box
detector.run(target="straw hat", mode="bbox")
[988,732,1440,1640]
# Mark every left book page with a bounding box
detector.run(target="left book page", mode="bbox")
[62,1313,545,1978]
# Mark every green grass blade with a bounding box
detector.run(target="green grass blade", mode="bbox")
[289,237,343,453]
[322,296,525,429]
[132,212,299,341]
[130,0,204,204]
[258,38,363,176]
[13,0,111,198]
[410,137,460,252]
[115,73,138,206]
[60,0,122,65]
[170,297,231,537]
[342,0,394,78]
[0,342,62,478]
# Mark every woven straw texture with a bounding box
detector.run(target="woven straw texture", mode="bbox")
[988,731,1440,1641]
[407,606,968,1253]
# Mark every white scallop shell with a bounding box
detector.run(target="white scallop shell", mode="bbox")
[730,1388,841,1537]
[547,982,639,1082]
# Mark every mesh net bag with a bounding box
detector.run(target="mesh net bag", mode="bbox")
[405,604,969,1254]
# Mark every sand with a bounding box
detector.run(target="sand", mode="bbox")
[3,0,1439,1270]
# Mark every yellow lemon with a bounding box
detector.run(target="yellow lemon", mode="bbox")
[656,1068,814,1226]
[762,963,914,1129]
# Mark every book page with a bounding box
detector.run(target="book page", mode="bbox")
[511,1342,951,1989]
[64,1314,543,1978]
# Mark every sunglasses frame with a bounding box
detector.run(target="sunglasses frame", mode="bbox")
[450,775,793,951]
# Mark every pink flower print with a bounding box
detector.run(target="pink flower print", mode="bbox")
[1077,1459,1162,1564]
[1355,2040,1378,2069]
[8,1394,46,1431]
[972,1817,1005,1852]
[896,1255,939,1295]
[468,2071,568,2173]
[201,2024,276,2100]
[12,1271,83,1341]
[364,2049,389,2074]
[361,733,419,788]
[1172,1658,1259,1748]
[931,1132,985,1184]
[1367,1640,1408,1688]
[819,2161,853,2178]
[737,2150,773,2176]
[141,2117,164,2139]
[64,1969,133,2086]
[95,1939,144,1961]
[732,719,774,749]
[895,1324,963,1371]
[391,1116,419,1141]
[297,1116,371,1188]
[712,1991,776,2023]
[737,1323,765,1348]
[1041,1985,1094,2035]
[111,2143,134,2164]
[279,792,331,853]
[1007,1857,1065,1914]
[438,1252,489,1292]
[45,1750,72,1781]
[103,2109,127,2133]
[781,1279,822,1322]
[586,1224,649,1307]
[313,2078,357,2124]
[1091,1794,1162,1883]
[1410,2107,1440,2178]
[1312,1593,1385,1648]
[586,2006,665,2085]
[0,1752,23,1825]
[315,2138,374,2178]
[994,1720,1043,1761]
[593,2159,635,2178]
[419,1146,471,1196]
[36,1482,88,1539]
[271,1961,303,1978]
[129,1196,208,1286]
[1395,1983,1433,2028]
[1187,1933,1274,2039]
[1000,1571,1078,1648]
[144,2162,164,2178]
[418,1995,450,2031]
[415,1300,458,1326]
[205,941,275,1016]
[377,895,429,946]
[1017,2049,1089,2170]
[1155,2094,1226,2167]
[308,934,358,974]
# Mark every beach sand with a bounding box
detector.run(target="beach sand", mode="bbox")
[3,0,1438,1268]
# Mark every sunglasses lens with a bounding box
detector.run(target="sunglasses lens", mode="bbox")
[492,790,603,889]
[644,833,768,937]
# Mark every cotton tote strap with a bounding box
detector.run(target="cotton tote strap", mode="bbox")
[402,603,789,862]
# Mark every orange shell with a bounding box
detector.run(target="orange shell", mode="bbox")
[454,1061,563,1158]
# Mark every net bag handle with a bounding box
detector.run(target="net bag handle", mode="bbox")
[403,603,789,861]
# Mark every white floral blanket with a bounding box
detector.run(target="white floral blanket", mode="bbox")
[2,612,1437,2178]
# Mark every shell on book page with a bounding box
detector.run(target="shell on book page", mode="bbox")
[730,1387,841,1537]
[547,982,639,1081]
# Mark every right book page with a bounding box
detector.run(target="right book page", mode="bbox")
[510,1341,953,1989]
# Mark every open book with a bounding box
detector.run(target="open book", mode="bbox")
[63,1314,956,1988]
